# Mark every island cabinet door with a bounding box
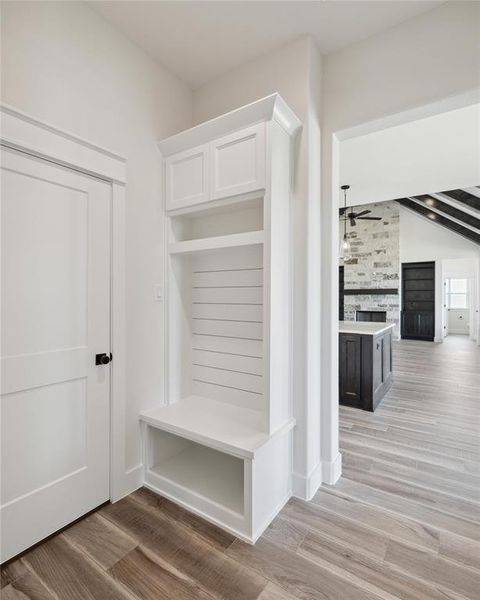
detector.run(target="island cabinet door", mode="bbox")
[339,334,362,407]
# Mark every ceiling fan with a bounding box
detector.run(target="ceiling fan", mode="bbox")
[340,185,382,226]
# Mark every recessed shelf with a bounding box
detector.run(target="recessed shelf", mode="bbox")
[140,396,271,459]
[148,442,244,516]
[168,230,264,255]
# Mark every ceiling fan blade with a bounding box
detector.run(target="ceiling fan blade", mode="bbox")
[357,216,382,220]
[354,210,371,218]
[339,207,348,215]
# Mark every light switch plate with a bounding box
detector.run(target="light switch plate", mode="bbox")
[154,284,163,302]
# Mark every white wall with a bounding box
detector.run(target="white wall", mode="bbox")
[321,1,480,472]
[340,104,480,207]
[1,1,193,492]
[323,2,480,135]
[400,207,480,263]
[194,36,328,496]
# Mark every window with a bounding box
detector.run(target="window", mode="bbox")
[445,278,469,309]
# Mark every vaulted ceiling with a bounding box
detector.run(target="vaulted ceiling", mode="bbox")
[339,188,480,246]
[395,189,480,246]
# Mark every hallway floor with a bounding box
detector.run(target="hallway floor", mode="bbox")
[2,336,479,599]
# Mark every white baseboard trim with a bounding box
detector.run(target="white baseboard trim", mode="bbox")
[321,452,342,485]
[111,464,143,503]
[292,462,322,501]
[292,452,343,500]
[434,336,443,343]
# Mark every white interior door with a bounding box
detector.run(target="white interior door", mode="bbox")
[1,147,111,562]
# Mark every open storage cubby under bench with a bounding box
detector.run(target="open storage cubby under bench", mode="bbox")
[141,397,295,541]
[146,427,245,516]
[144,94,301,543]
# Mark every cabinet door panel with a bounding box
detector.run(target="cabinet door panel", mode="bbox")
[418,313,434,339]
[210,124,265,201]
[166,145,209,211]
[372,336,383,395]
[339,334,361,407]
[401,312,417,337]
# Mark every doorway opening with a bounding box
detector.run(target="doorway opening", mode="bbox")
[330,93,480,442]
[444,275,472,336]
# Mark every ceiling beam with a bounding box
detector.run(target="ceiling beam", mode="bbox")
[441,189,480,212]
[412,195,480,231]
[396,198,480,246]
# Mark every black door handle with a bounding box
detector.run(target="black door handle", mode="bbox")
[95,352,112,365]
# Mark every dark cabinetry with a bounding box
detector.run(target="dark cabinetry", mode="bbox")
[339,334,361,407]
[339,266,344,321]
[401,262,435,341]
[339,328,393,411]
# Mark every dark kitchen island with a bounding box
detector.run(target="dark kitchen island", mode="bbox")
[339,321,394,411]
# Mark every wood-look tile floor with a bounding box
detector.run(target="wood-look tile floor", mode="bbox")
[2,335,479,600]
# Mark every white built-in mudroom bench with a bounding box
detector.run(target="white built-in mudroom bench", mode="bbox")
[140,94,301,542]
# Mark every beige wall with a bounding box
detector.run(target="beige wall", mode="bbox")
[0,1,193,478]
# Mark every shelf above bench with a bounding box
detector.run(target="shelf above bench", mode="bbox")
[168,230,264,255]
[140,396,294,459]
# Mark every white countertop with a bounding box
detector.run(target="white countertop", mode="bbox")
[339,321,395,336]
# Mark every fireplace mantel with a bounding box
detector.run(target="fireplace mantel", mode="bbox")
[344,288,398,296]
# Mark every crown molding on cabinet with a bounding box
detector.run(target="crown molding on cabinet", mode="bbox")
[158,93,302,157]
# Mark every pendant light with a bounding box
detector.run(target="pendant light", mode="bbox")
[341,184,351,254]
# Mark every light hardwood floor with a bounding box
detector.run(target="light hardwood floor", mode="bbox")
[2,335,479,599]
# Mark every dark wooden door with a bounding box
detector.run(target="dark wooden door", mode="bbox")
[339,333,361,407]
[401,261,435,341]
[339,266,344,321]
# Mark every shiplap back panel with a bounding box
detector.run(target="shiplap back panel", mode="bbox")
[190,245,265,412]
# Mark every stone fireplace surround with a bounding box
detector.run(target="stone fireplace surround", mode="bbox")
[341,201,400,338]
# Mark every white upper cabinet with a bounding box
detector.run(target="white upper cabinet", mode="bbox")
[164,124,266,212]
[210,124,265,201]
[165,144,208,211]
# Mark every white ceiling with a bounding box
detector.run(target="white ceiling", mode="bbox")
[91,1,444,89]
